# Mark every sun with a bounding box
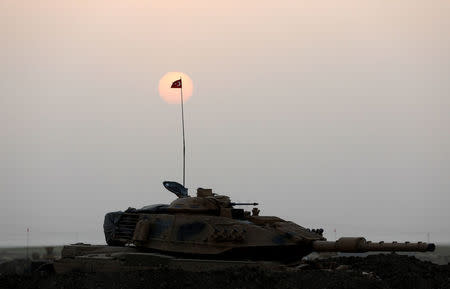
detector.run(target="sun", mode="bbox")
[159,72,193,104]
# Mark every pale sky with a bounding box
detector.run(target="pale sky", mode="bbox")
[1,0,449,246]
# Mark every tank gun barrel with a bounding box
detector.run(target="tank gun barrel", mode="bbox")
[312,237,435,253]
[230,202,259,206]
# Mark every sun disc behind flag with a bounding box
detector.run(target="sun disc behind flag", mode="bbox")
[159,72,193,104]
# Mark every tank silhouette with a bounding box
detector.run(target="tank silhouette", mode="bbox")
[103,181,435,262]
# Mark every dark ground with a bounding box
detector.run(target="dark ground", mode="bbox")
[0,254,449,289]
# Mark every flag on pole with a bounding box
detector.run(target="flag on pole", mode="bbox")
[171,79,182,88]
[170,77,185,186]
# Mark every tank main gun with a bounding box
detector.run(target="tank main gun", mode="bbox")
[312,237,435,253]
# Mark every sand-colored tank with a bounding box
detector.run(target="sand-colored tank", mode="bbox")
[102,182,434,262]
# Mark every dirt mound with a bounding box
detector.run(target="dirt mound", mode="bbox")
[0,254,449,289]
[315,254,450,289]
[0,259,30,275]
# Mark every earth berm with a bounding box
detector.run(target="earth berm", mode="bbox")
[0,254,449,289]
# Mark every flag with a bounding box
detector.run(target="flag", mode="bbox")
[171,79,182,88]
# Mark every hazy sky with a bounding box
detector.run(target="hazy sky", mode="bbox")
[1,0,449,246]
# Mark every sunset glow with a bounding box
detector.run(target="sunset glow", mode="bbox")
[159,72,193,104]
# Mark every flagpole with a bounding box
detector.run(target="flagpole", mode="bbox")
[26,228,29,260]
[180,77,186,187]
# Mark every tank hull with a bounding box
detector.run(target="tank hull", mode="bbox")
[106,212,324,261]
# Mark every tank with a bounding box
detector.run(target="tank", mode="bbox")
[102,181,435,262]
